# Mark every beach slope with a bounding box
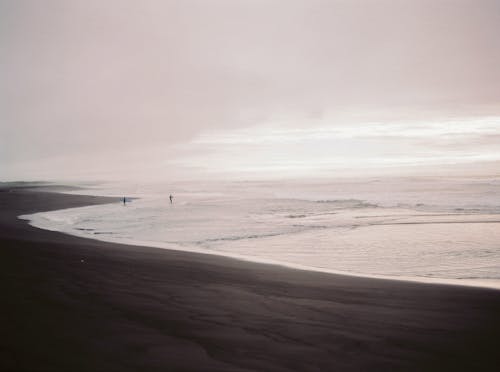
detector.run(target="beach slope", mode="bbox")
[1,187,499,371]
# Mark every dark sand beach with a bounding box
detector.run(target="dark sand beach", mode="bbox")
[1,187,500,371]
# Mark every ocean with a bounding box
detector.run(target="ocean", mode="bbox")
[20,176,500,289]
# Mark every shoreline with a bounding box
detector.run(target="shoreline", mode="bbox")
[20,199,500,291]
[2,187,500,370]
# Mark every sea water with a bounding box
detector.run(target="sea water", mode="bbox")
[19,176,500,289]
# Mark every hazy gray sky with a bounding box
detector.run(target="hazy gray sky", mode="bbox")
[1,0,500,180]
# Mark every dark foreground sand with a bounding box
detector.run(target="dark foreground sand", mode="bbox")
[1,187,500,371]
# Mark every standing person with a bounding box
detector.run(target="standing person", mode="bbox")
[169,194,173,204]
[123,196,126,206]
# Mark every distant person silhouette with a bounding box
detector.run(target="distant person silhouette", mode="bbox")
[122,196,126,206]
[169,194,173,204]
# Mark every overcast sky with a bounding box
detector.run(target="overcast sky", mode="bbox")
[1,0,500,181]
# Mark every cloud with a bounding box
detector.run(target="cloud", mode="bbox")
[1,0,500,179]
[169,116,500,178]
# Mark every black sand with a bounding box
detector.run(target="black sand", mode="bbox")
[1,188,500,371]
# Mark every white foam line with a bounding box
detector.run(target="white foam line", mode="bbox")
[19,211,500,291]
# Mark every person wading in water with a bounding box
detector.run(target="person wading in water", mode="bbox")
[169,194,173,204]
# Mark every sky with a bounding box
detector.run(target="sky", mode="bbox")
[1,0,500,181]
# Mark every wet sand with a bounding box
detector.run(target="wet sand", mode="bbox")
[1,187,500,371]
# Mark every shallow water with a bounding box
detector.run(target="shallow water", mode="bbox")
[20,177,500,289]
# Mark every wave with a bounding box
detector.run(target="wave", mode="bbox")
[17,177,500,290]
[315,198,377,208]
